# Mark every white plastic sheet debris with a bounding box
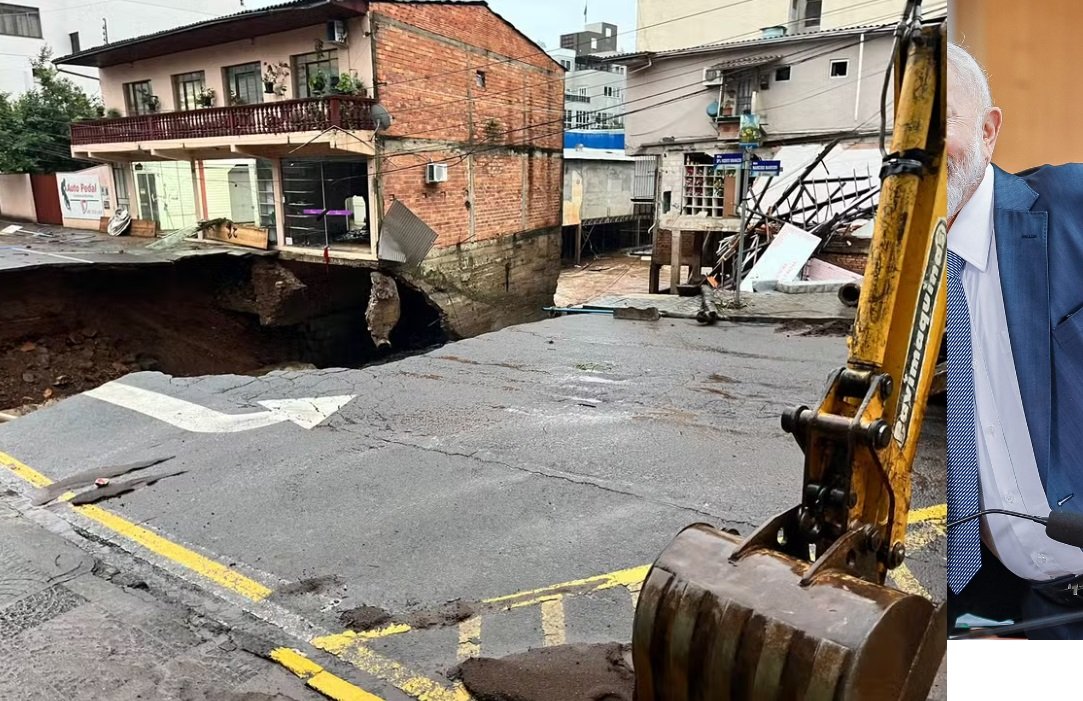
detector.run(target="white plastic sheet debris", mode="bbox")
[740,223,820,293]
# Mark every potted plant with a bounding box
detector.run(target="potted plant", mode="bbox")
[263,61,289,94]
[196,86,216,108]
[308,70,328,96]
[332,72,365,96]
[106,107,122,119]
[142,94,160,113]
[229,90,244,106]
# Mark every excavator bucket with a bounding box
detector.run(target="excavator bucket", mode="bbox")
[632,6,947,699]
[632,523,946,701]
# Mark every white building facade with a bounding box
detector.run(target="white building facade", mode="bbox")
[0,0,241,97]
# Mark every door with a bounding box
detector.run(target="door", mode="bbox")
[136,173,159,225]
[29,174,62,224]
[228,165,256,223]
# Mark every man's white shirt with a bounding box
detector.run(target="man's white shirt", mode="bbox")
[948,163,1083,581]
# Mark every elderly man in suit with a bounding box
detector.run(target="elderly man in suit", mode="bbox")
[946,42,1083,638]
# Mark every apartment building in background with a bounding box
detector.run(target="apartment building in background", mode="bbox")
[550,23,652,258]
[0,0,241,96]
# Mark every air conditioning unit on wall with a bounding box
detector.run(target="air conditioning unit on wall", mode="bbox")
[425,163,448,184]
[327,20,348,44]
[703,67,725,86]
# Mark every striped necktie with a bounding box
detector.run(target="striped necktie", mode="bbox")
[946,250,982,593]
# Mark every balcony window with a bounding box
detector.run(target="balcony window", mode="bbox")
[173,71,206,111]
[123,80,154,116]
[293,49,339,98]
[224,62,262,106]
[0,3,41,38]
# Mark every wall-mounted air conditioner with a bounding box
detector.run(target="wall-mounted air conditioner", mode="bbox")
[425,163,448,184]
[703,67,725,86]
[327,20,348,44]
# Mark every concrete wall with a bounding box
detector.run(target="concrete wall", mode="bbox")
[635,0,913,53]
[406,227,561,338]
[624,31,896,153]
[99,18,374,114]
[0,174,37,222]
[563,157,636,224]
[0,0,240,98]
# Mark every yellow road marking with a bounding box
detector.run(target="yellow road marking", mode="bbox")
[484,564,651,607]
[457,617,481,661]
[909,503,946,524]
[540,596,566,647]
[0,451,272,601]
[271,648,385,701]
[314,639,469,701]
[890,562,932,599]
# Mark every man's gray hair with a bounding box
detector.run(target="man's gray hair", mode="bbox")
[948,42,993,114]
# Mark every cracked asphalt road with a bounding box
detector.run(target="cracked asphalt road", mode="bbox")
[0,315,945,698]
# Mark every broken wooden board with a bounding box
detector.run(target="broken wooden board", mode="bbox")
[129,219,157,238]
[202,221,270,250]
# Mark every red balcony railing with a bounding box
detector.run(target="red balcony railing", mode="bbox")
[70,95,377,146]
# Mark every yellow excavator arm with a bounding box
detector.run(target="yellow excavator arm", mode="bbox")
[633,5,946,699]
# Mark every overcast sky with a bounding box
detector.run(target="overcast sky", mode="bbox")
[245,0,638,52]
[485,0,638,51]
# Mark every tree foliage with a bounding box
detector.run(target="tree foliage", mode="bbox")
[0,48,101,174]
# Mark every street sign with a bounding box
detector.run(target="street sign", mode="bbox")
[713,152,744,165]
[750,160,783,177]
[714,152,744,171]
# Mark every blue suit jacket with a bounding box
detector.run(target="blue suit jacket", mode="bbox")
[994,164,1083,513]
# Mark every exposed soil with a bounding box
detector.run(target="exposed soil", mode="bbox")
[0,329,149,412]
[405,599,475,630]
[339,605,392,631]
[453,643,634,701]
[0,258,447,411]
[775,319,853,337]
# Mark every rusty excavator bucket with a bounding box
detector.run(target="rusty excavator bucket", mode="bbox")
[633,6,947,700]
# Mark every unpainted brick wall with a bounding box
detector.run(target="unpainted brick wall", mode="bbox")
[370,1,564,251]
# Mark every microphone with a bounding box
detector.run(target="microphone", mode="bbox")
[946,509,1083,549]
[946,510,1083,639]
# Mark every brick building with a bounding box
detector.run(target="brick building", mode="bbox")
[56,0,565,338]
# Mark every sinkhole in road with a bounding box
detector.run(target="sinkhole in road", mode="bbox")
[0,257,448,413]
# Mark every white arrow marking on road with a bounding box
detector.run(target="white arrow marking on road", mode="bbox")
[84,382,355,433]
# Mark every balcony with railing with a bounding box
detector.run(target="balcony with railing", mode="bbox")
[70,95,378,146]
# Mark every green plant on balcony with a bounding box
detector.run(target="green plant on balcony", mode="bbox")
[106,107,122,118]
[308,71,328,96]
[196,86,216,108]
[331,72,366,96]
[142,93,160,112]
[229,90,244,106]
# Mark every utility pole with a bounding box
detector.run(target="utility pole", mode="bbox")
[102,18,109,44]
[734,146,750,306]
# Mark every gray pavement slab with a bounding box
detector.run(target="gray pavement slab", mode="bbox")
[0,497,325,701]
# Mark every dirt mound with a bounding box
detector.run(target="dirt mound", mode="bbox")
[453,642,634,701]
[0,330,146,411]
